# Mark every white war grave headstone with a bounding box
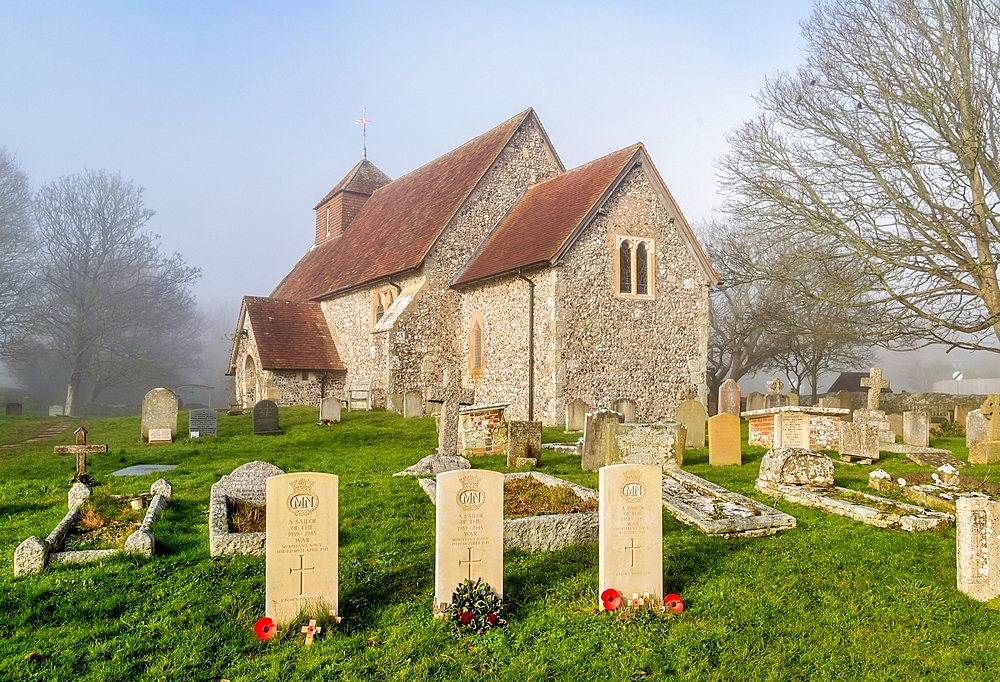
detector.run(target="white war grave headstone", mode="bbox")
[141,388,178,443]
[265,472,339,625]
[434,469,504,613]
[599,464,662,609]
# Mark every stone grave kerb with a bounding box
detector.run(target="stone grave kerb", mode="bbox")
[860,368,890,411]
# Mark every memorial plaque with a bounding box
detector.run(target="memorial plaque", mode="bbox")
[434,469,504,610]
[148,428,172,444]
[776,411,810,448]
[599,464,662,608]
[253,400,282,435]
[675,400,707,448]
[265,472,339,624]
[708,413,741,466]
[719,379,741,418]
[189,409,217,438]
[141,388,178,442]
[320,397,341,423]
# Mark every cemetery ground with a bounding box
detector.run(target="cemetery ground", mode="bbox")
[0,410,998,681]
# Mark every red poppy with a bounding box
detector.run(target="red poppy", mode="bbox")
[254,617,277,641]
[459,611,473,625]
[664,593,683,613]
[601,588,621,611]
[485,612,497,626]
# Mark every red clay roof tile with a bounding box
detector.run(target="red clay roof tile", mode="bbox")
[244,296,345,371]
[313,158,392,209]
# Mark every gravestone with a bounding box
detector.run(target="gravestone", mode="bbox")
[403,391,423,419]
[817,397,840,409]
[675,400,707,448]
[765,378,788,409]
[387,393,403,414]
[615,399,637,424]
[888,414,903,439]
[839,422,880,464]
[253,400,282,435]
[598,464,662,608]
[427,368,475,458]
[607,422,684,471]
[745,392,765,412]
[837,390,854,419]
[459,404,508,457]
[141,388,178,442]
[708,413,741,466]
[265,472,339,624]
[758,447,834,487]
[719,379,741,418]
[148,428,172,445]
[787,393,800,407]
[581,409,623,472]
[956,497,1000,602]
[860,368,890,410]
[189,409,218,438]
[955,404,970,427]
[320,397,341,423]
[506,421,542,467]
[48,405,63,417]
[5,402,22,415]
[967,409,986,447]
[434,469,504,612]
[970,395,1000,464]
[565,398,588,432]
[776,411,810,449]
[903,411,929,447]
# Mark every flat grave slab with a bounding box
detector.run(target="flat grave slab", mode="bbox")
[868,467,1000,514]
[877,442,966,468]
[111,464,178,477]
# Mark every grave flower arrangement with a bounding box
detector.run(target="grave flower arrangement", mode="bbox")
[600,589,684,618]
[444,578,506,633]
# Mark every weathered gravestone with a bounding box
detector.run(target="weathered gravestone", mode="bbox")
[403,391,423,419]
[614,399,637,424]
[607,422,685,471]
[955,404,970,427]
[320,397,341,424]
[956,497,1000,602]
[787,393,800,407]
[565,398,588,432]
[209,461,285,557]
[888,414,903,439]
[708,413,741,466]
[598,464,662,608]
[776,411,810,449]
[745,392,765,413]
[427,368,475,458]
[387,393,403,414]
[839,422,880,464]
[967,409,986,448]
[581,409,623,472]
[141,388,178,443]
[189,409,218,438]
[5,402,22,415]
[758,448,835,488]
[903,411,929,447]
[253,400,282,435]
[675,400,707,448]
[265,472,339,624]
[971,396,1000,464]
[719,379,741,418]
[48,405,63,417]
[817,397,840,409]
[434,469,504,613]
[506,421,542,467]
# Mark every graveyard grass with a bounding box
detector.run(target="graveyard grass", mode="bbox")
[1,409,999,681]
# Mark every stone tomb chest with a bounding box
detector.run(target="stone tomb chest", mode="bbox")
[209,461,286,557]
[742,405,849,450]
[458,404,509,457]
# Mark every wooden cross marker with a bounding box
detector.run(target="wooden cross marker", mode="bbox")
[301,619,321,645]
[53,427,108,475]
[860,368,890,411]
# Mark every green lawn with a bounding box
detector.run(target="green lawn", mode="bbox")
[0,415,67,446]
[1,407,999,681]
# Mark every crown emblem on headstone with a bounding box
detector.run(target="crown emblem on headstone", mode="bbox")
[624,469,643,483]
[460,474,481,488]
[291,478,314,494]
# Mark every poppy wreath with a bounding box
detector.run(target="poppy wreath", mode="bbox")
[444,578,506,632]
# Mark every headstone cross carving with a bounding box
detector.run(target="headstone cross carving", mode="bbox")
[427,368,474,458]
[290,554,315,595]
[459,547,482,580]
[860,368,890,411]
[53,427,109,475]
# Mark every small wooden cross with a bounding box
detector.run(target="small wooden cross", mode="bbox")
[301,619,321,645]
[860,367,890,411]
[53,427,108,475]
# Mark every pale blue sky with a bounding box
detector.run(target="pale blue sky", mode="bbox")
[1,1,814,303]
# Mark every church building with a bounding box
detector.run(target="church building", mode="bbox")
[227,108,719,425]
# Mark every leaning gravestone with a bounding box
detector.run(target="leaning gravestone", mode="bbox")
[719,379,741,418]
[403,391,423,419]
[141,388,178,443]
[266,472,339,624]
[434,469,504,614]
[903,411,929,447]
[5,402,22,415]
[320,397,341,423]
[565,398,588,432]
[675,400,707,448]
[253,400,282,435]
[708,413,741,466]
[581,409,623,472]
[956,496,1000,602]
[189,409,217,438]
[615,399,637,424]
[599,464,662,609]
[839,422,880,464]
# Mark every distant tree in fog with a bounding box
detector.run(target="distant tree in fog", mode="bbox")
[0,149,35,352]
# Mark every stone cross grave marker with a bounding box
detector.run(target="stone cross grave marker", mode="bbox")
[860,368,890,411]
[903,411,929,447]
[253,400,282,435]
[708,413,741,466]
[427,368,474,458]
[434,469,504,611]
[320,397,341,423]
[971,395,1000,464]
[581,409,623,472]
[565,398,588,432]
[403,391,423,419]
[765,378,789,409]
[675,400,707,448]
[598,464,662,608]
[141,388,178,443]
[53,427,108,475]
[265,472,339,625]
[719,379,741,417]
[189,409,217,438]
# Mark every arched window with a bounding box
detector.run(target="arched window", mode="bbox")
[375,301,385,323]
[636,242,648,295]
[619,241,632,294]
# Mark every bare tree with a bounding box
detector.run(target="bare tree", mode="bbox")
[0,148,35,353]
[721,0,1000,353]
[31,170,201,415]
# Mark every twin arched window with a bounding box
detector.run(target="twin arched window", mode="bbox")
[617,237,655,298]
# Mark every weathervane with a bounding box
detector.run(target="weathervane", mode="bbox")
[355,107,371,160]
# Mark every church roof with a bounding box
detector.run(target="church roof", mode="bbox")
[313,158,392,209]
[452,145,641,286]
[242,296,346,372]
[272,109,537,301]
